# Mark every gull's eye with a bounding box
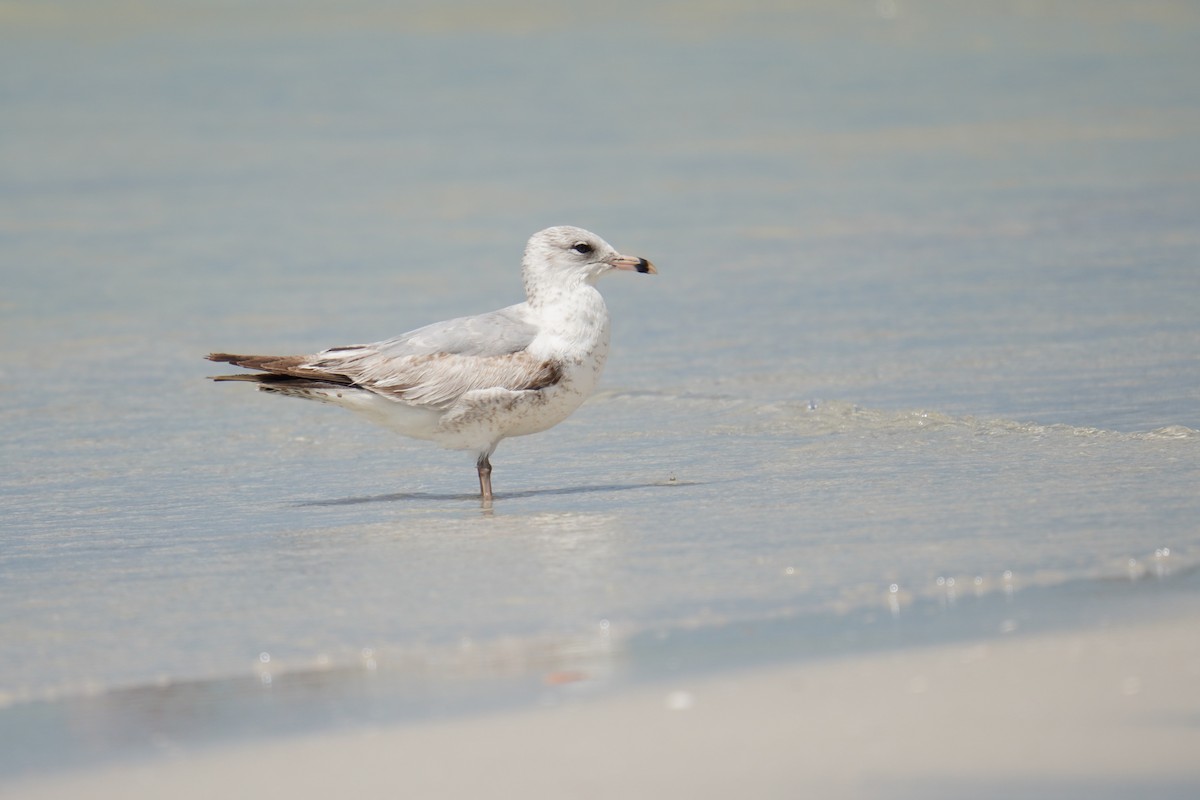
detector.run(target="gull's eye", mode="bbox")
[571,242,594,255]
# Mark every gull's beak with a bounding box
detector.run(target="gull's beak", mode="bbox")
[609,254,657,274]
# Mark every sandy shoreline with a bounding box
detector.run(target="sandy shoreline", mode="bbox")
[8,608,1199,800]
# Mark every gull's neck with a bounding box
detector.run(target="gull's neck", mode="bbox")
[523,273,610,355]
[522,263,598,309]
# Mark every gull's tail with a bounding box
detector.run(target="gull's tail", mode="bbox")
[206,352,436,425]
[206,352,356,395]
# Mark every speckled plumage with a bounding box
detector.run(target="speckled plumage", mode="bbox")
[208,226,655,500]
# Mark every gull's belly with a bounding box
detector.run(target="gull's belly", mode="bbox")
[435,351,606,450]
[502,375,590,437]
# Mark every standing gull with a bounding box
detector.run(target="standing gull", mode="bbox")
[207,226,656,501]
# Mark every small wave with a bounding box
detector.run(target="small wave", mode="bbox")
[590,388,743,405]
[1138,425,1198,440]
[727,398,1199,442]
[589,390,1199,443]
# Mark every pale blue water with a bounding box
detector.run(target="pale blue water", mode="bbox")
[2,0,1199,781]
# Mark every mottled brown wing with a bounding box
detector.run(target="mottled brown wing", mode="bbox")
[309,348,562,409]
[207,349,561,409]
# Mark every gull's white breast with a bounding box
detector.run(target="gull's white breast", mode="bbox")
[431,287,613,451]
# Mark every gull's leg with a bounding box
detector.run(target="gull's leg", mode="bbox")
[476,454,493,501]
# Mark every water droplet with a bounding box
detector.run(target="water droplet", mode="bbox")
[784,566,795,576]
[258,652,271,664]
[940,575,958,607]
[361,648,379,670]
[887,584,901,617]
[599,618,610,631]
[1152,548,1171,578]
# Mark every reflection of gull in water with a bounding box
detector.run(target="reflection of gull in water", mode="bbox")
[208,226,656,501]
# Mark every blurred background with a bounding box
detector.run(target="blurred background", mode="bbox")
[2,0,1199,788]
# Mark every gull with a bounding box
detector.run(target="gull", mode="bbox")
[207,226,656,501]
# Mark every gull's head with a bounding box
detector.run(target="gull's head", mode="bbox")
[522,226,655,299]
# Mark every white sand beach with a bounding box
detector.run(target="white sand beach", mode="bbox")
[9,608,1199,800]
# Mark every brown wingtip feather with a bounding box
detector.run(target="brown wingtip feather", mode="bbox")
[206,352,297,370]
[205,352,355,385]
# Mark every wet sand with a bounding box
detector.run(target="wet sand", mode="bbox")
[8,603,1199,800]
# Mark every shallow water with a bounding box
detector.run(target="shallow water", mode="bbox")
[2,0,1199,779]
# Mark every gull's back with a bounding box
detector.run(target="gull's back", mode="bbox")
[361,304,538,360]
